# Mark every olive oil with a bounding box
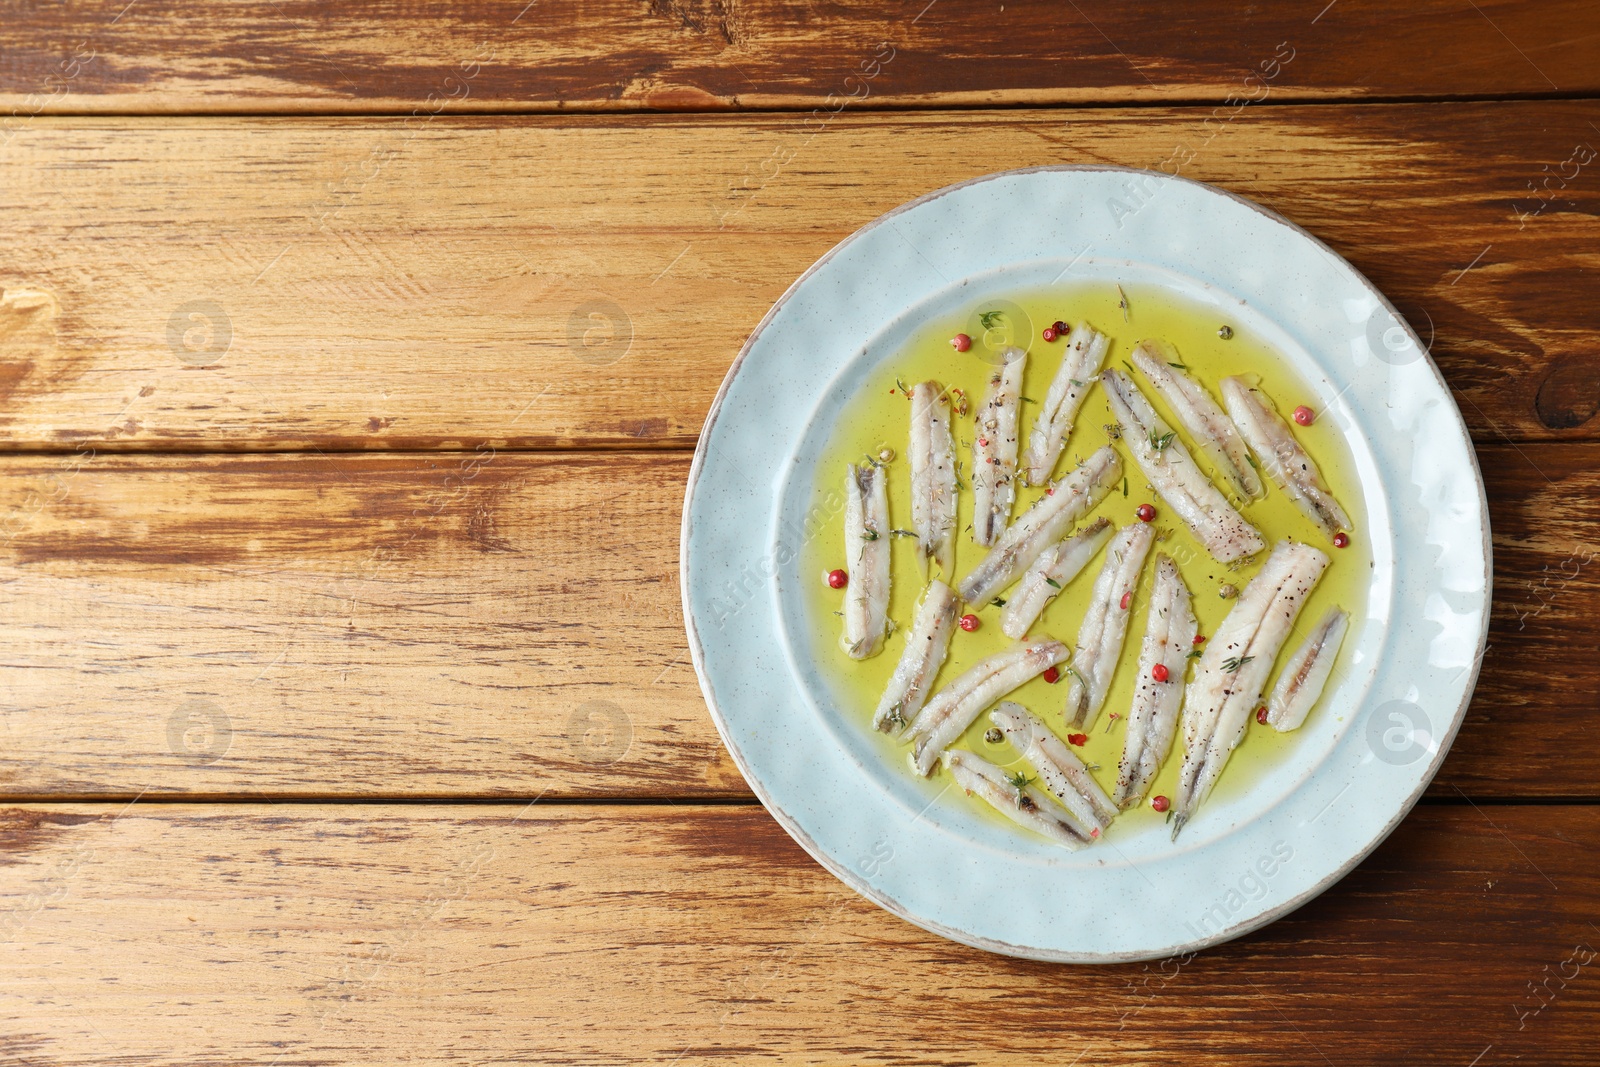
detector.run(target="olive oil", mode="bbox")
[801,281,1371,842]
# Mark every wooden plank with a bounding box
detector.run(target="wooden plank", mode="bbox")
[0,104,1596,451]
[1,0,1596,113]
[0,450,743,798]
[0,802,1595,1064]
[0,444,1590,799]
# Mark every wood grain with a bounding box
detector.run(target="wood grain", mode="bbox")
[0,444,1588,799]
[0,0,1595,113]
[0,104,1596,452]
[0,802,1595,1065]
[0,451,741,798]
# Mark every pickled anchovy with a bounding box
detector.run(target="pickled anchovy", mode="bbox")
[958,444,1122,607]
[1064,522,1155,729]
[999,518,1114,639]
[1022,321,1110,485]
[943,749,1091,850]
[1221,376,1353,540]
[1173,540,1329,838]
[1130,340,1264,501]
[841,462,891,659]
[1101,368,1264,563]
[909,380,958,578]
[972,346,1027,545]
[872,579,961,733]
[1265,605,1349,732]
[991,701,1117,833]
[1113,555,1198,809]
[903,638,1069,777]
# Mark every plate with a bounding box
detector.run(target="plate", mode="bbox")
[680,166,1490,962]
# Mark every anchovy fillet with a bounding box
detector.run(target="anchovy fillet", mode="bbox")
[903,638,1069,777]
[999,517,1114,639]
[1022,322,1111,485]
[841,462,891,659]
[1101,368,1264,563]
[958,444,1122,606]
[909,381,958,578]
[1221,376,1353,540]
[1130,340,1264,501]
[1065,522,1155,728]
[942,749,1091,849]
[991,702,1118,833]
[1173,540,1329,837]
[1113,554,1198,809]
[1266,605,1349,732]
[872,579,961,733]
[971,346,1027,545]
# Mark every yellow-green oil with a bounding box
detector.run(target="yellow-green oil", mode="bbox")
[801,281,1370,840]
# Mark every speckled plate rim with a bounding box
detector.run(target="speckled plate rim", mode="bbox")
[681,165,1491,963]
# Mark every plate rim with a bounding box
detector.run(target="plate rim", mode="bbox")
[680,164,1493,962]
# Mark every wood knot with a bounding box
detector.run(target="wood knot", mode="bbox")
[1535,356,1600,430]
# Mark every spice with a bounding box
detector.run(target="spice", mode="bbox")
[1042,326,1058,342]
[983,727,1003,744]
[1218,325,1234,340]
[1119,591,1132,610]
[959,613,980,632]
[1067,733,1088,746]
[950,333,972,352]
[826,569,847,589]
[1333,531,1350,549]
[1042,665,1061,684]
[1151,795,1170,813]
[1151,663,1170,683]
[1219,583,1238,599]
[1293,405,1315,426]
[1135,502,1156,523]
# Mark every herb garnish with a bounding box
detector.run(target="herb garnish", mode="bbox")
[1222,655,1255,673]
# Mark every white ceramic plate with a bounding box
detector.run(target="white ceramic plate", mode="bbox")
[681,166,1490,962]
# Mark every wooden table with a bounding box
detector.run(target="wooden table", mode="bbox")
[1,3,1597,1062]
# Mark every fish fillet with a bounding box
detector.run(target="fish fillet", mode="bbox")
[958,444,1122,607]
[1101,367,1264,563]
[1173,540,1329,837]
[1113,554,1198,808]
[972,346,1027,545]
[1022,321,1110,485]
[1064,521,1155,729]
[1221,376,1352,540]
